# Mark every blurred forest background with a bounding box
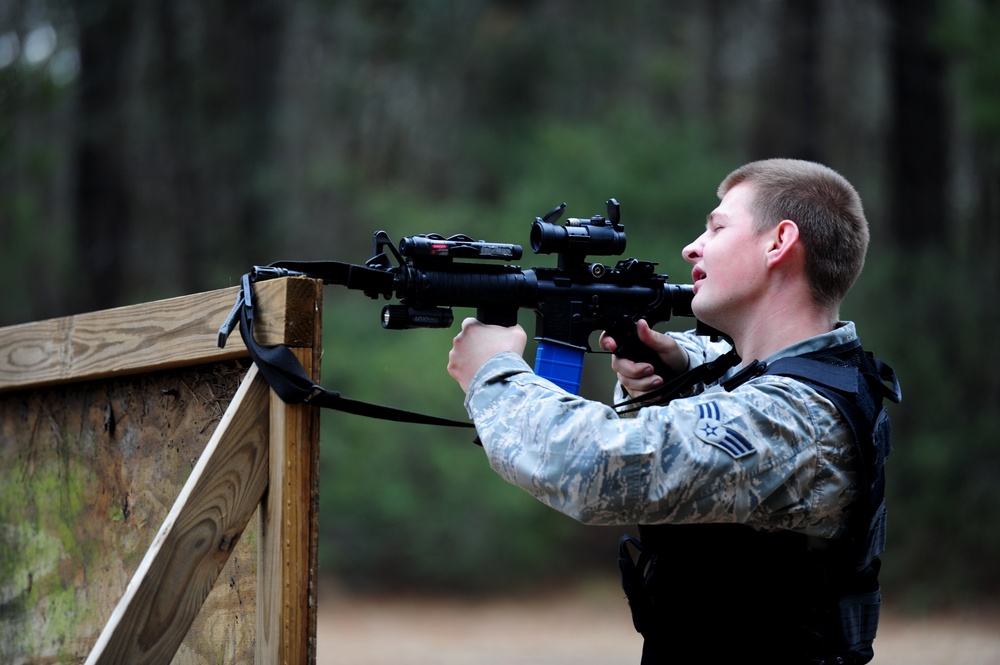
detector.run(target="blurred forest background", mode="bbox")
[2,0,998,614]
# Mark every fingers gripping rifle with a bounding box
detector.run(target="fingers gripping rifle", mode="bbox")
[219,198,715,428]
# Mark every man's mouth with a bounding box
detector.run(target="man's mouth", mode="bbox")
[691,266,706,289]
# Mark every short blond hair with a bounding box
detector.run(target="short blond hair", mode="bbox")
[719,159,869,309]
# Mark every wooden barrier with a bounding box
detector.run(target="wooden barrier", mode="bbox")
[0,277,322,664]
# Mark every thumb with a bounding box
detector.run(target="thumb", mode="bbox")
[635,319,665,348]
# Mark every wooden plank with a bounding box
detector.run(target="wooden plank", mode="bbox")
[0,277,320,393]
[257,278,322,664]
[85,364,271,665]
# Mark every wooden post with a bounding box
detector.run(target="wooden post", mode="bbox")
[257,281,323,664]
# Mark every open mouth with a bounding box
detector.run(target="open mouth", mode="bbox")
[691,266,707,288]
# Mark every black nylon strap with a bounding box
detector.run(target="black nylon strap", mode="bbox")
[261,259,395,294]
[235,272,475,429]
[764,356,860,393]
[613,348,741,414]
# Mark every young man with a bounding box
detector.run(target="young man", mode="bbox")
[448,159,900,664]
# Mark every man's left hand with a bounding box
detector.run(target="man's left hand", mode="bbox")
[448,318,527,394]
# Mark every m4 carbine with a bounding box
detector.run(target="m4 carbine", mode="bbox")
[220,199,717,425]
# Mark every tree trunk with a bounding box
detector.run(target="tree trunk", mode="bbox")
[73,0,135,314]
[886,0,949,250]
[749,0,823,162]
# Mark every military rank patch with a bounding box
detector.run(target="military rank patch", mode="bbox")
[694,402,756,459]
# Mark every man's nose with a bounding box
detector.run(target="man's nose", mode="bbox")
[682,237,702,264]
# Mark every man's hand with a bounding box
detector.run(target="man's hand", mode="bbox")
[448,318,528,394]
[599,319,688,399]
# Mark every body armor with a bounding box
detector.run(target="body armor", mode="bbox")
[619,340,901,664]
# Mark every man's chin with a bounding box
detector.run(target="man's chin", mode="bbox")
[691,303,729,339]
[690,299,713,325]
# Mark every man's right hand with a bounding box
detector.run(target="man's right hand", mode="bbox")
[599,319,689,399]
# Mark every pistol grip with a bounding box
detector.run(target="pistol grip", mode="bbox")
[610,324,673,380]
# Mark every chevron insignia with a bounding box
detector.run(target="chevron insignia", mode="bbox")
[694,402,756,459]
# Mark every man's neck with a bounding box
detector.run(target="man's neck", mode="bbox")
[729,296,836,366]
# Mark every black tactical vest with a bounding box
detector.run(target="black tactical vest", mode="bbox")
[618,339,901,665]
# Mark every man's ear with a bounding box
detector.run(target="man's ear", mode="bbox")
[764,219,801,268]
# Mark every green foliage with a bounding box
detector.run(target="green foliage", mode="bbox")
[848,247,1000,609]
[315,110,729,592]
[0,51,74,325]
[341,110,728,276]
[940,0,1000,145]
[318,291,591,591]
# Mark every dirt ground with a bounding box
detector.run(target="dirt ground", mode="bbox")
[315,580,1000,665]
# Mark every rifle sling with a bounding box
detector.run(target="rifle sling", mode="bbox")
[232,270,476,430]
[265,259,395,294]
[613,349,742,414]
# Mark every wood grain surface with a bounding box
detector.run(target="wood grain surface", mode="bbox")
[0,276,318,393]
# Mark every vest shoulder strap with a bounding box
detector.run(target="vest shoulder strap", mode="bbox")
[764,355,860,393]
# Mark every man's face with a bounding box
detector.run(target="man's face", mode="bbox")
[682,182,771,330]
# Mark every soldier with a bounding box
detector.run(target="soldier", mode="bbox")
[447,158,901,664]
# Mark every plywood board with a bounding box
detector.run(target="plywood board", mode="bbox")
[86,364,271,665]
[0,360,257,664]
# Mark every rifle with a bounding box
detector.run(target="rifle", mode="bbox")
[219,198,726,427]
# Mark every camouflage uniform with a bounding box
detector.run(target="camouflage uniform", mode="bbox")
[464,321,862,536]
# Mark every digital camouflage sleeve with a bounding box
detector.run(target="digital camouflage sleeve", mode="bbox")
[464,322,863,537]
